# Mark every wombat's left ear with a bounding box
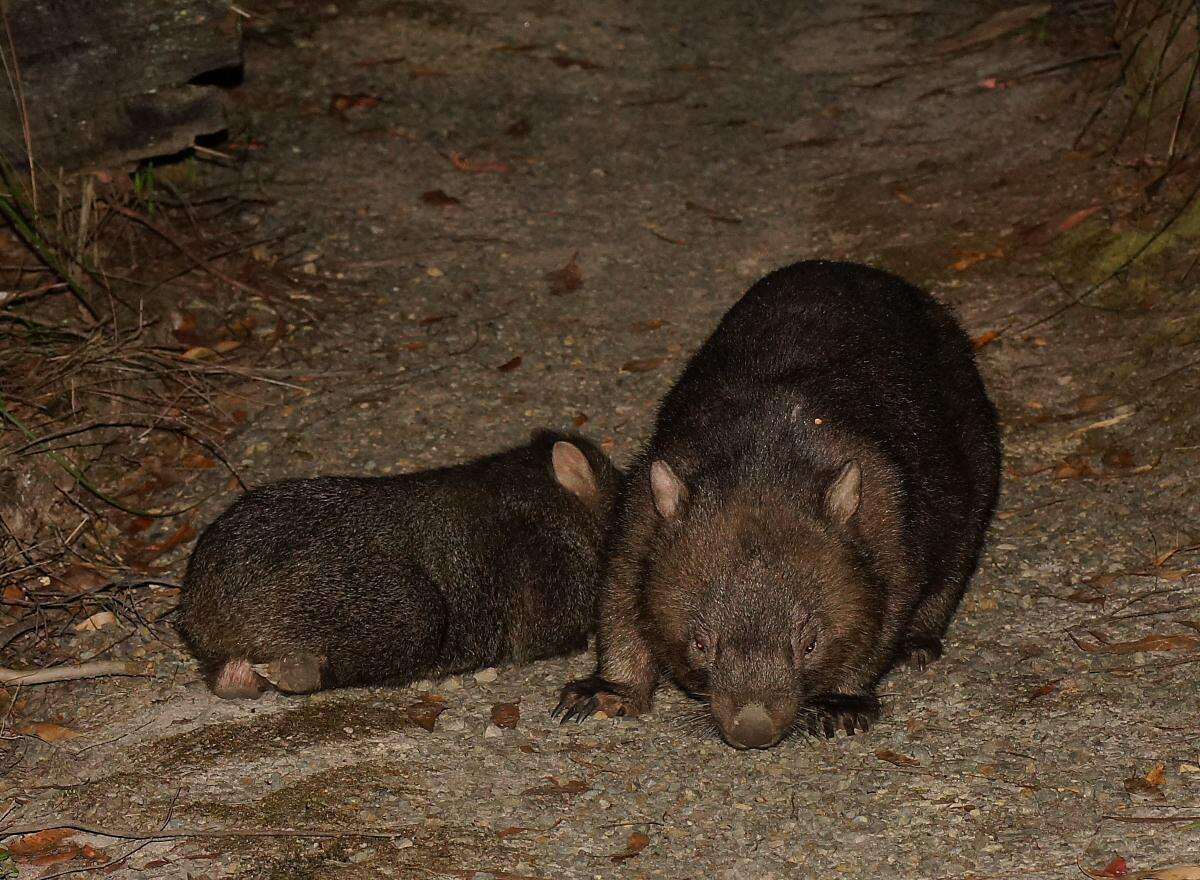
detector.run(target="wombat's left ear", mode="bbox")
[824,460,861,525]
[552,441,599,502]
[650,460,689,520]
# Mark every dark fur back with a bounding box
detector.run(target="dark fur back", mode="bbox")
[178,431,621,688]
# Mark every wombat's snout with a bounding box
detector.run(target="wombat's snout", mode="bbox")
[723,702,780,750]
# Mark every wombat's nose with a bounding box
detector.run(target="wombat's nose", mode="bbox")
[726,702,777,750]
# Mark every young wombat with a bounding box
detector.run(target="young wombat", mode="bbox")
[178,431,620,698]
[555,260,1001,749]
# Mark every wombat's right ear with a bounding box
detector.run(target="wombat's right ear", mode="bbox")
[650,460,689,520]
[552,441,599,502]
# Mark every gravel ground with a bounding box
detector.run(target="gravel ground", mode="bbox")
[6,1,1200,878]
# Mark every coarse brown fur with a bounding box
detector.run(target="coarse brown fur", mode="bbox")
[555,261,1001,748]
[178,431,621,698]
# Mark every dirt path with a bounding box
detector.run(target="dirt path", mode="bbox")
[7,1,1200,877]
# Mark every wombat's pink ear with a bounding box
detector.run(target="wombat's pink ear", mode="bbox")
[824,460,861,525]
[552,441,599,502]
[650,460,689,520]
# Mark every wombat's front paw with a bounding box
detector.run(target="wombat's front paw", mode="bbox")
[805,693,881,738]
[553,676,645,723]
[899,636,943,671]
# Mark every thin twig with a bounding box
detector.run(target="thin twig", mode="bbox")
[0,819,417,842]
[0,661,140,686]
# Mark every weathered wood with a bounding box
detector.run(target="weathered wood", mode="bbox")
[0,0,242,171]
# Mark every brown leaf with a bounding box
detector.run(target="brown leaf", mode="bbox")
[3,584,25,604]
[621,357,663,373]
[497,356,523,372]
[1028,681,1058,699]
[1089,855,1128,878]
[1059,205,1102,232]
[522,776,589,796]
[17,722,79,742]
[610,831,651,862]
[142,523,197,561]
[329,93,381,114]
[30,846,81,867]
[630,319,664,332]
[406,699,447,732]
[180,346,218,361]
[950,248,1004,271]
[490,701,520,729]
[545,252,583,295]
[972,330,1000,350]
[449,151,510,174]
[421,189,462,207]
[572,412,589,428]
[874,748,921,767]
[551,55,604,70]
[8,828,76,857]
[1053,458,1096,480]
[1144,763,1166,787]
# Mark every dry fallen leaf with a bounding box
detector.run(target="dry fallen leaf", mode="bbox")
[497,356,523,373]
[7,828,76,857]
[545,252,583,295]
[1059,205,1102,232]
[406,699,447,732]
[329,93,381,114]
[449,151,510,174]
[630,319,665,332]
[1090,855,1129,878]
[17,722,79,742]
[421,189,462,207]
[73,611,117,633]
[490,702,520,729]
[610,831,651,862]
[950,247,1004,271]
[573,412,589,428]
[874,748,921,767]
[972,330,1001,350]
[621,357,664,373]
[1144,763,1166,787]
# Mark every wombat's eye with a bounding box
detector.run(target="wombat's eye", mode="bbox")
[803,638,817,656]
[694,636,708,653]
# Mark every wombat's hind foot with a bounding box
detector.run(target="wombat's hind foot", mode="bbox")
[803,693,881,738]
[252,653,326,694]
[899,636,944,671]
[553,675,646,723]
[212,658,267,699]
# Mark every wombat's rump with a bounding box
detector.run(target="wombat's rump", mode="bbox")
[179,431,620,698]
[556,260,1001,748]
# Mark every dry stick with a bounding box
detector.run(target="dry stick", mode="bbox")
[1103,813,1200,824]
[1018,177,1200,334]
[0,661,140,686]
[0,819,415,842]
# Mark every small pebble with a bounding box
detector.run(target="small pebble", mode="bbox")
[474,667,499,684]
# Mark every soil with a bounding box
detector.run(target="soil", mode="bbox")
[4,1,1200,878]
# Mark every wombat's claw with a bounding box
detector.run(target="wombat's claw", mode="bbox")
[807,694,881,738]
[553,676,639,723]
[900,636,943,671]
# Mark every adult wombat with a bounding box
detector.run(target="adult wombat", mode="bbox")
[179,431,620,698]
[555,261,1001,749]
